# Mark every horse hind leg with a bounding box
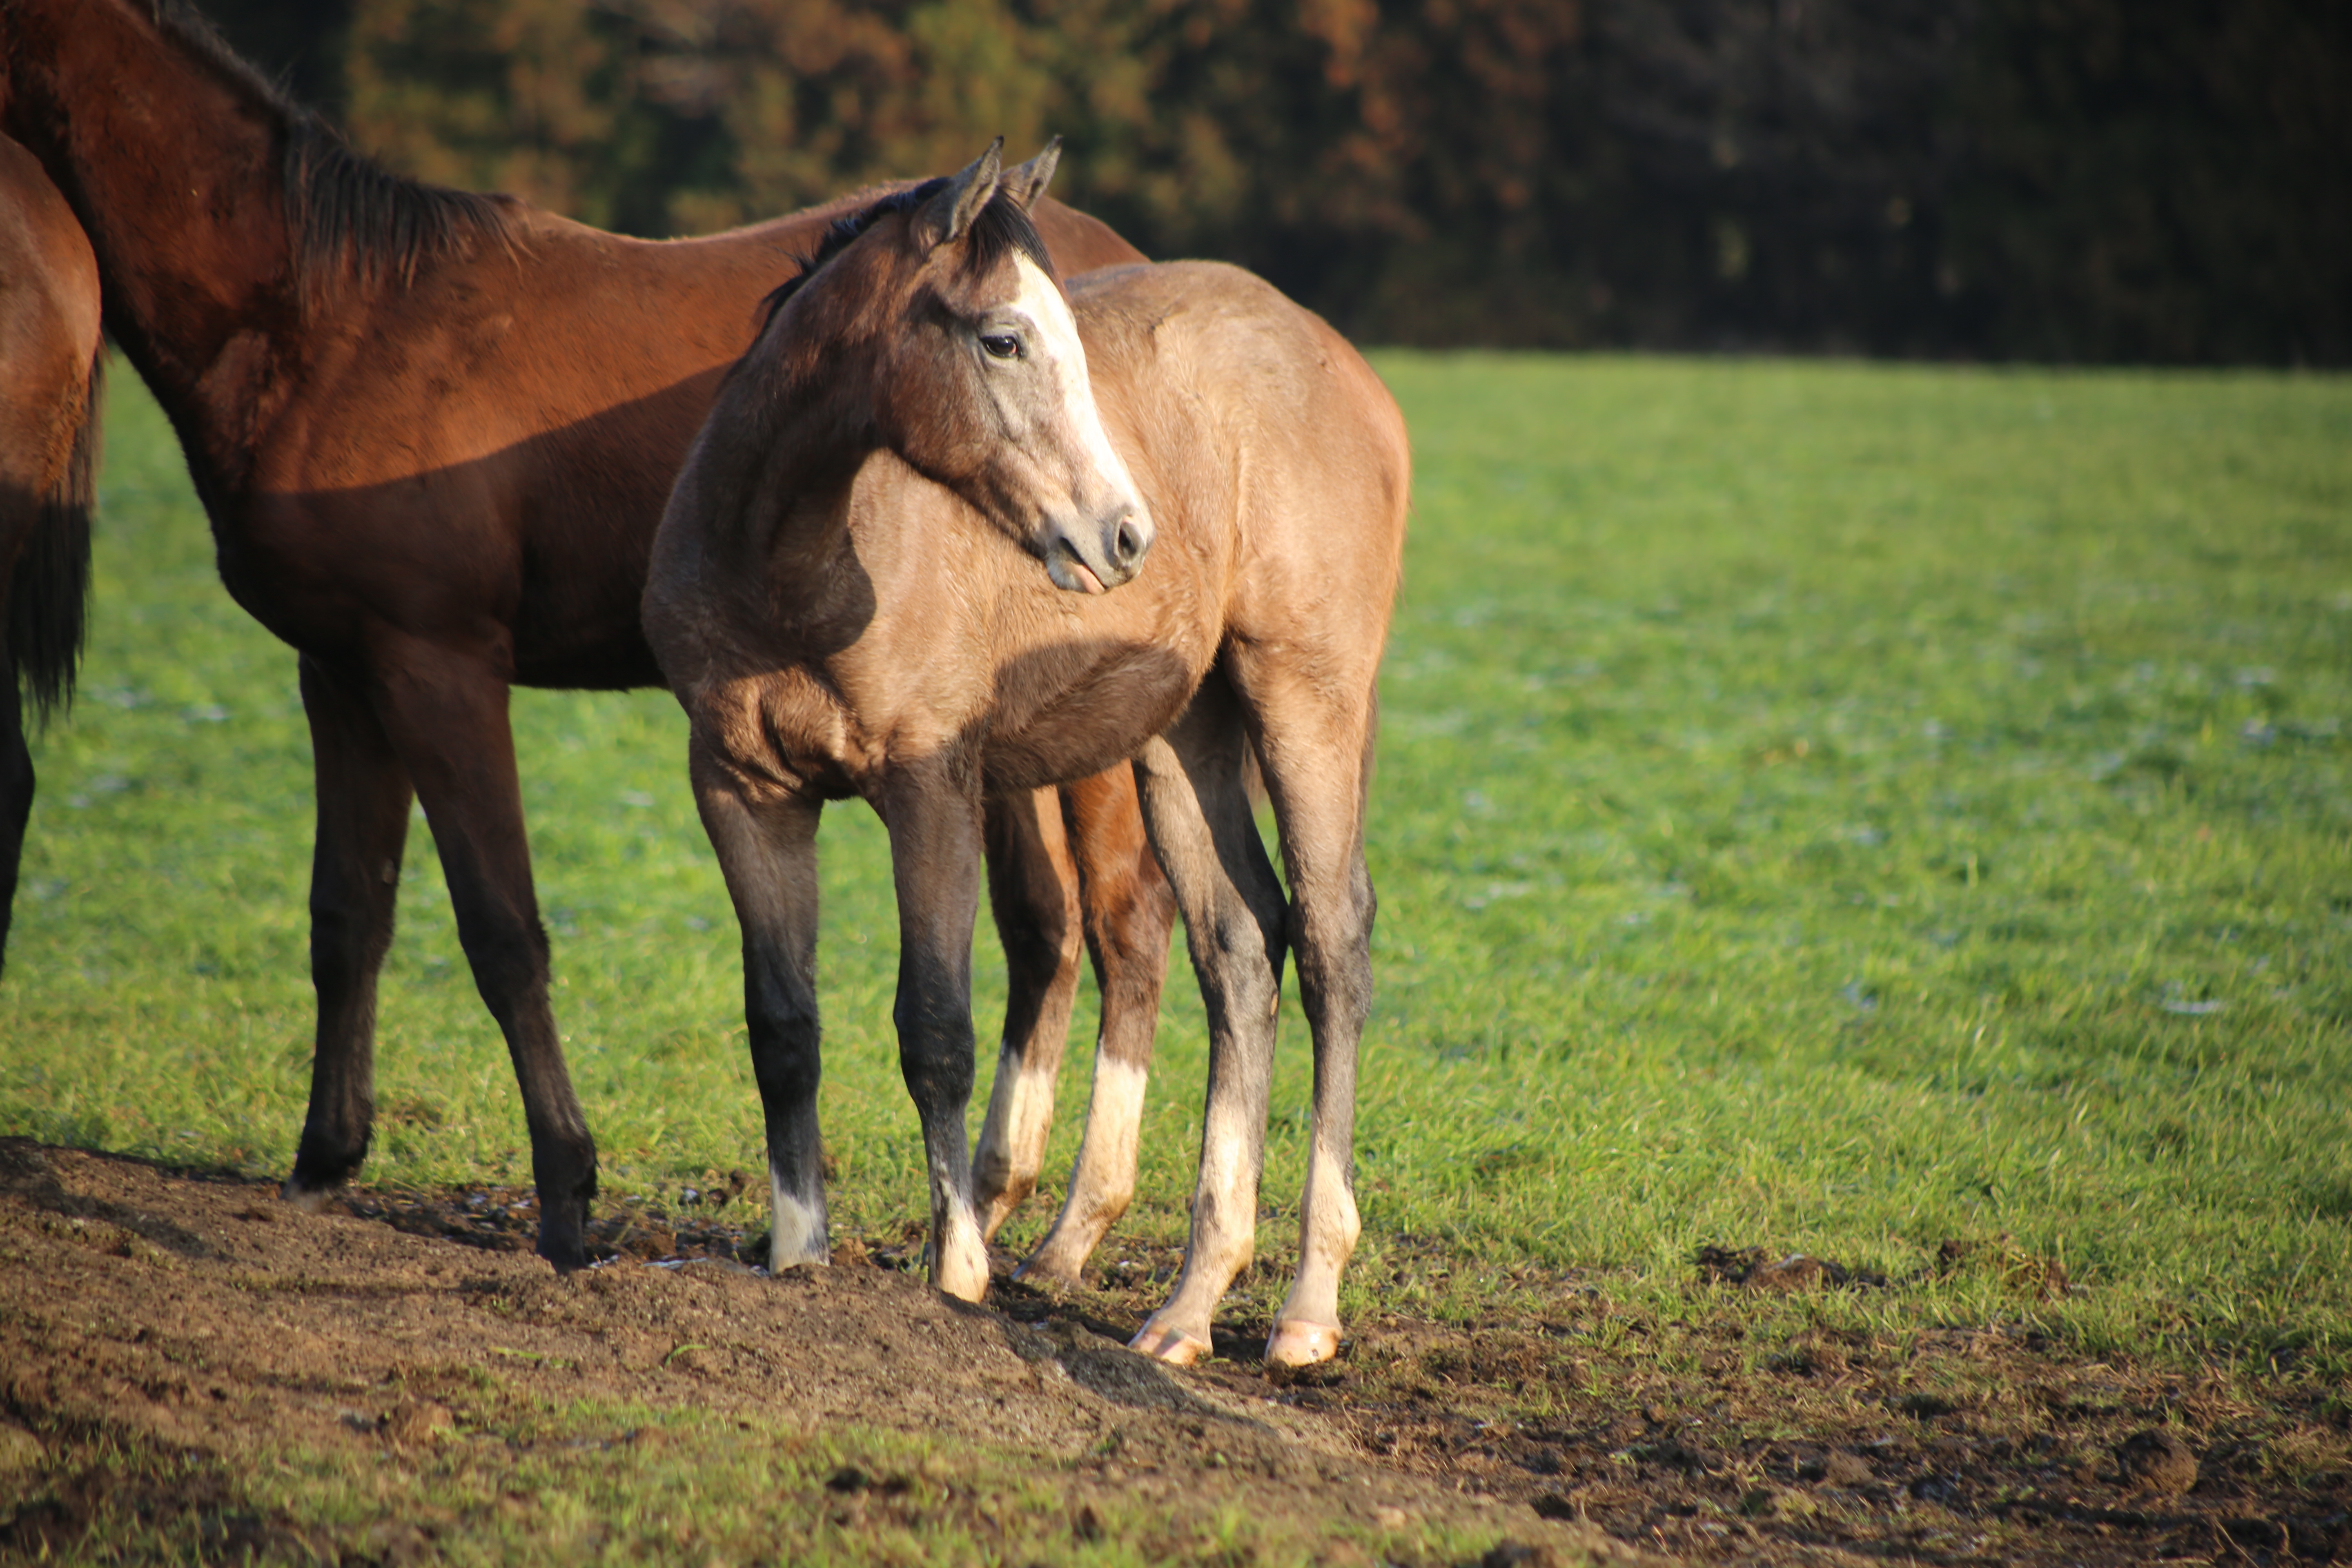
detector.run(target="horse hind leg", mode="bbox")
[1016,764,1175,1288]
[1237,677,1379,1370]
[282,655,415,1206]
[972,785,1085,1241]
[1125,673,1287,1364]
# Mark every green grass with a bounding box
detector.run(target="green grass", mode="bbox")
[24,1403,1465,1566]
[7,357,2350,1372]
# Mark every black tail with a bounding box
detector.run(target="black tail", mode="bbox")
[8,349,101,727]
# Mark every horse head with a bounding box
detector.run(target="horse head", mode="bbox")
[809,140,1154,595]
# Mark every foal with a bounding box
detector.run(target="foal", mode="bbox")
[646,145,1408,1367]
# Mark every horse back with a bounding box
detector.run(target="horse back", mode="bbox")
[1071,261,1409,641]
[235,195,1139,688]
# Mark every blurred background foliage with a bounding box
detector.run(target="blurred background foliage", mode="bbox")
[200,0,2347,363]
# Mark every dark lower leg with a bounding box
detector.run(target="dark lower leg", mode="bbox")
[376,653,595,1270]
[884,774,989,1301]
[750,958,827,1265]
[692,749,829,1269]
[443,844,595,1272]
[285,656,413,1200]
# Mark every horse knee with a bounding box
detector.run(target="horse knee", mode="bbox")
[1189,917,1283,1026]
[894,1009,977,1112]
[455,909,551,1007]
[748,1022,822,1109]
[308,892,395,989]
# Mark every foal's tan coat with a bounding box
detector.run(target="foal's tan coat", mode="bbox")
[648,161,1407,1365]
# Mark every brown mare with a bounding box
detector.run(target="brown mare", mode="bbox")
[0,0,1176,1270]
[645,146,1409,1367]
[0,131,101,979]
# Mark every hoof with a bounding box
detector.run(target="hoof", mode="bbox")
[937,1272,991,1305]
[1129,1322,1210,1366]
[277,1177,336,1215]
[1010,1250,1082,1293]
[1265,1318,1341,1369]
[774,1241,832,1272]
[537,1232,589,1275]
[536,1202,592,1275]
[532,1155,598,1276]
[935,1237,992,1303]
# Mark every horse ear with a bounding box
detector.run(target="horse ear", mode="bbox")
[914,138,1005,254]
[1002,138,1062,211]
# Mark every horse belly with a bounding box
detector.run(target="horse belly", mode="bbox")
[981,646,1201,796]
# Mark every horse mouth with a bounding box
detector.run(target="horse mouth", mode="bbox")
[1045,542,1114,595]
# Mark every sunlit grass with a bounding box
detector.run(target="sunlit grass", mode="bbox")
[6,358,2349,1372]
[32,1401,1459,1567]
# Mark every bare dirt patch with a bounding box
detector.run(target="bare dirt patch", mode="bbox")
[0,1140,1620,1564]
[2,1139,2347,1565]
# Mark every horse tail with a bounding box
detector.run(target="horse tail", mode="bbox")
[9,348,101,727]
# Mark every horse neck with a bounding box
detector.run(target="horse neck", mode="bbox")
[1,0,301,474]
[705,289,908,585]
[726,368,876,592]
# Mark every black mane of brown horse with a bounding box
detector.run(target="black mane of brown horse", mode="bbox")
[0,0,1174,1269]
[154,2,518,292]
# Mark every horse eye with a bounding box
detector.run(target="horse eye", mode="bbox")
[980,333,1022,361]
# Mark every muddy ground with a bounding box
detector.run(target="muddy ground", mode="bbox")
[0,1140,2345,1565]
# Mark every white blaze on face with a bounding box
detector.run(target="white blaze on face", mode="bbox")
[1008,253,1141,513]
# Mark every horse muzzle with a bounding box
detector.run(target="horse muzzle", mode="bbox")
[1043,503,1154,595]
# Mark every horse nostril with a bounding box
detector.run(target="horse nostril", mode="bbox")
[1114,517,1144,568]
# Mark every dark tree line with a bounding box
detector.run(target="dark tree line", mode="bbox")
[200,0,2350,363]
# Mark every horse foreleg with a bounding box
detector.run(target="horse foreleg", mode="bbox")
[880,766,990,1303]
[689,736,830,1271]
[1125,675,1287,1364]
[368,645,596,1271]
[972,786,1083,1241]
[1016,764,1175,1288]
[282,655,414,1205]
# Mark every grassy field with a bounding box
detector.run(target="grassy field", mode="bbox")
[5,355,2349,1384]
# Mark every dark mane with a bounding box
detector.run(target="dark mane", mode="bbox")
[759,177,1057,325]
[150,1,519,300]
